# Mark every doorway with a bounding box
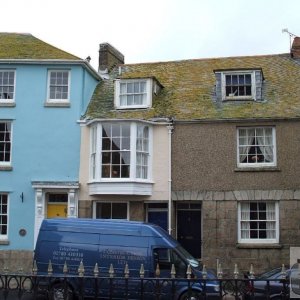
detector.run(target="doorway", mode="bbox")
[176,202,202,258]
[47,193,68,218]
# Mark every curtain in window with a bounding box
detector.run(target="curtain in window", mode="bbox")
[240,202,250,239]
[239,129,255,163]
[266,202,276,239]
[256,128,273,162]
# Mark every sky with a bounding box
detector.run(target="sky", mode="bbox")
[2,0,300,70]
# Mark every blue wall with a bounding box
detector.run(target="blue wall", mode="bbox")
[0,63,99,250]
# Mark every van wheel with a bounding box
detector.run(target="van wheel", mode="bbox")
[179,290,203,300]
[50,283,74,300]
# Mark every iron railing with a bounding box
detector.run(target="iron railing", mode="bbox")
[0,261,291,299]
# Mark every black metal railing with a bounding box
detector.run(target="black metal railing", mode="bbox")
[0,261,292,299]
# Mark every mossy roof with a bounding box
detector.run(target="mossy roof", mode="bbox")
[86,53,300,121]
[0,33,80,60]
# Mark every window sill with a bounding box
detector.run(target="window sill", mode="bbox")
[44,102,70,108]
[0,102,15,107]
[0,240,10,245]
[235,167,280,172]
[0,166,13,171]
[236,243,282,249]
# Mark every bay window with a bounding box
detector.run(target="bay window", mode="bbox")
[89,121,153,195]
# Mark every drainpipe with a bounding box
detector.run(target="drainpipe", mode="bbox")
[167,120,174,235]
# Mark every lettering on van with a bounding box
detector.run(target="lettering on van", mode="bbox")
[52,246,84,263]
[100,249,146,265]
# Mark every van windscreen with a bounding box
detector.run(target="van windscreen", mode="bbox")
[176,245,200,268]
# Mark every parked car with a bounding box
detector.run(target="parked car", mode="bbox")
[34,218,220,300]
[244,266,294,299]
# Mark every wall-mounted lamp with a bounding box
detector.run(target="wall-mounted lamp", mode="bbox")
[20,192,24,202]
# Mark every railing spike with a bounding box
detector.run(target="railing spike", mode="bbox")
[155,263,160,277]
[249,264,254,279]
[63,261,68,274]
[281,264,287,279]
[186,264,192,279]
[109,263,114,278]
[217,263,223,279]
[3,266,9,274]
[234,263,239,279]
[171,264,176,279]
[140,264,145,278]
[78,260,85,277]
[94,263,99,277]
[202,264,207,279]
[124,263,129,279]
[32,260,38,275]
[47,260,53,276]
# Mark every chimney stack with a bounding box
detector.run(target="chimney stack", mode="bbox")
[98,43,124,73]
[291,37,300,59]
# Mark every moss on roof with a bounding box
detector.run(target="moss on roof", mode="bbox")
[85,53,300,121]
[0,33,80,60]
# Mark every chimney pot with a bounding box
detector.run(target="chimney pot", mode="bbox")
[291,37,300,59]
[98,43,124,72]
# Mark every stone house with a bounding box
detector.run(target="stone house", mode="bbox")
[80,37,300,273]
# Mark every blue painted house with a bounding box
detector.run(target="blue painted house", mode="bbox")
[0,33,99,268]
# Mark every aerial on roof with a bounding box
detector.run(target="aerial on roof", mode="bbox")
[0,32,80,60]
[86,53,300,121]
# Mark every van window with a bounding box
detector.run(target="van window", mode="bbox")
[153,248,187,275]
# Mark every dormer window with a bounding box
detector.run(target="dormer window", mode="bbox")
[115,79,152,109]
[214,69,263,102]
[222,71,255,100]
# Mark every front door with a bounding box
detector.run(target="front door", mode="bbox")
[47,193,68,218]
[177,202,202,258]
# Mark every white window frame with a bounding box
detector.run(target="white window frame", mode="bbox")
[221,70,256,101]
[47,70,70,103]
[0,121,12,167]
[93,201,129,220]
[238,201,279,244]
[114,78,152,109]
[237,127,276,168]
[89,122,153,182]
[0,70,16,104]
[0,193,9,240]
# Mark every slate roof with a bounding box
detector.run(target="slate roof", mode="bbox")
[86,53,300,121]
[0,32,80,60]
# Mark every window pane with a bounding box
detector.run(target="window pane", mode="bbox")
[112,203,127,219]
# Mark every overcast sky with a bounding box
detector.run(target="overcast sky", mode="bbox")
[2,0,300,70]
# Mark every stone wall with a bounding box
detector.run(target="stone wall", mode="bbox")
[0,250,33,273]
[172,189,300,274]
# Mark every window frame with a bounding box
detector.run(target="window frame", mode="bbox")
[0,193,9,241]
[236,126,277,168]
[0,70,16,104]
[93,201,129,220]
[0,121,12,167]
[89,122,152,182]
[114,78,152,109]
[47,70,71,103]
[221,70,256,101]
[238,201,279,244]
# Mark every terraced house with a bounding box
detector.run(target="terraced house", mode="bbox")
[80,38,300,273]
[0,33,99,269]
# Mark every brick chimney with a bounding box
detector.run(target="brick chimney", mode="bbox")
[98,43,124,72]
[291,37,300,59]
